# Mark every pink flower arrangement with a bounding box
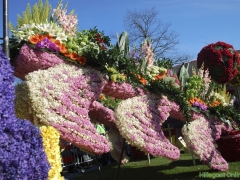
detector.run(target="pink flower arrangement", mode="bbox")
[141,40,154,67]
[168,100,186,122]
[89,100,117,129]
[13,44,64,80]
[115,94,180,160]
[209,116,233,141]
[23,63,110,154]
[182,113,228,171]
[52,1,78,36]
[102,78,146,100]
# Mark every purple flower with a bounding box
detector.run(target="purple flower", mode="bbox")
[200,104,207,110]
[48,42,60,52]
[192,101,207,111]
[126,49,145,64]
[36,38,60,52]
[0,48,50,179]
[193,101,199,107]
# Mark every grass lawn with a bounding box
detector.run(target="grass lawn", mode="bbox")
[70,152,240,180]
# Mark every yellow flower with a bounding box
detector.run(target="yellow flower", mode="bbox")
[40,125,64,180]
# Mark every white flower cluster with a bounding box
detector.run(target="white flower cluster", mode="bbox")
[13,22,67,43]
[213,92,228,106]
[146,65,167,80]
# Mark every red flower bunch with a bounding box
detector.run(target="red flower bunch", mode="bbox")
[226,129,240,136]
[216,129,240,161]
[95,33,107,50]
[197,41,240,84]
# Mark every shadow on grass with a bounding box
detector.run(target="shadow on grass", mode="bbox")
[70,158,234,180]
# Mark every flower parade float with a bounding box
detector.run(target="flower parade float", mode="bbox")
[1,0,240,179]
[197,42,240,163]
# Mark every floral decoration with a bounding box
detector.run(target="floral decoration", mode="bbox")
[9,0,191,126]
[13,43,64,80]
[8,0,240,173]
[9,1,109,74]
[182,114,229,171]
[24,62,110,154]
[89,100,117,129]
[197,41,240,84]
[40,125,64,180]
[102,79,146,100]
[216,129,240,161]
[106,128,130,164]
[229,54,240,86]
[209,117,233,141]
[208,104,240,130]
[0,46,50,179]
[115,94,180,160]
[178,63,240,129]
[14,82,34,123]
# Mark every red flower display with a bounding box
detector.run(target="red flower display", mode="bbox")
[197,41,240,84]
[216,130,240,161]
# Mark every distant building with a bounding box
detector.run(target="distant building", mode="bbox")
[173,60,197,77]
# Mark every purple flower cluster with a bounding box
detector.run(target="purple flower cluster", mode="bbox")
[192,101,207,111]
[36,38,60,52]
[0,47,50,179]
[126,49,144,64]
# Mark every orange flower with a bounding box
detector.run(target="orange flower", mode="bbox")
[63,52,71,58]
[53,39,61,47]
[59,44,68,54]
[208,100,221,107]
[77,56,87,65]
[137,75,147,86]
[188,97,205,106]
[69,52,79,61]
[154,72,166,80]
[99,94,106,101]
[38,34,46,41]
[188,98,195,105]
[29,34,41,44]
[43,34,53,41]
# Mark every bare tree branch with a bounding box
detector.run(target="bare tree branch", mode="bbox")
[123,7,192,64]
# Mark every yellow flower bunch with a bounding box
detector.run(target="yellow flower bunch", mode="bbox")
[105,65,126,82]
[40,126,64,180]
[99,93,107,101]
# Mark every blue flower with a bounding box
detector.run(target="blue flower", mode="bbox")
[0,48,50,179]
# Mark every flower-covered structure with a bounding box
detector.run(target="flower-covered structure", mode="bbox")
[197,41,240,84]
[0,46,50,179]
[2,0,240,178]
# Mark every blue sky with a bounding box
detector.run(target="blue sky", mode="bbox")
[0,0,240,60]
